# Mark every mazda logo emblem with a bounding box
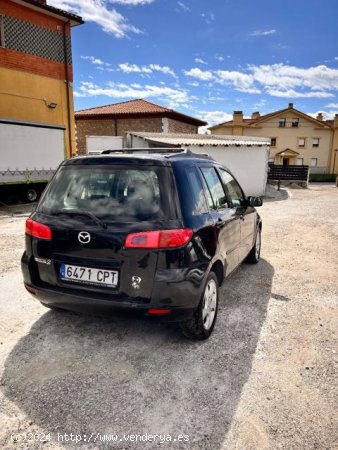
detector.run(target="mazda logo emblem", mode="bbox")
[78,231,91,244]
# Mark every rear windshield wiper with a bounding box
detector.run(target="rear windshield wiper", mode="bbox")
[53,210,107,230]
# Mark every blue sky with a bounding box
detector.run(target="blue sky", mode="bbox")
[51,0,338,128]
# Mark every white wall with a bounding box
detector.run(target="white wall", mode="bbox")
[128,135,269,197]
[189,145,269,197]
[86,136,123,154]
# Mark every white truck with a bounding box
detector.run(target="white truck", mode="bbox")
[0,119,65,202]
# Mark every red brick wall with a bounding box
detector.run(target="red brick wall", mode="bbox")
[76,119,115,155]
[76,117,163,154]
[167,118,198,134]
[0,49,73,80]
[116,117,163,136]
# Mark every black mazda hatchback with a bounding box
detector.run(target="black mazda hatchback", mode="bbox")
[21,149,262,339]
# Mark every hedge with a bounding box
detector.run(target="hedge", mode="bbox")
[309,173,337,182]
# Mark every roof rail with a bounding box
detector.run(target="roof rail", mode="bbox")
[99,147,213,160]
[101,148,188,155]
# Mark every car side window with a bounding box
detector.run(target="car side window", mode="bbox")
[185,167,208,215]
[200,167,228,210]
[218,169,244,208]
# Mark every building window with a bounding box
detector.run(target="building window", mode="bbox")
[296,158,304,166]
[310,158,318,167]
[0,15,4,48]
[312,138,320,148]
[298,137,306,148]
[292,118,299,127]
[270,137,277,146]
[279,118,286,127]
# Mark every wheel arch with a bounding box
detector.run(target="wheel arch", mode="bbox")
[210,260,224,287]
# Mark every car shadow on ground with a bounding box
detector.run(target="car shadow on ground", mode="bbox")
[2,259,274,449]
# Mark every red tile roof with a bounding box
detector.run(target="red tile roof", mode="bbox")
[75,99,207,126]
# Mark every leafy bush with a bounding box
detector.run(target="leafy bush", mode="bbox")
[309,173,337,182]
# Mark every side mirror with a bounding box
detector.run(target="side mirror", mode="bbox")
[248,196,263,207]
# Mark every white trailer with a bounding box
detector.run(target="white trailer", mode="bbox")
[86,136,123,154]
[127,132,270,197]
[0,119,65,202]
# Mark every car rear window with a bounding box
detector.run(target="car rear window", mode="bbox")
[37,165,176,221]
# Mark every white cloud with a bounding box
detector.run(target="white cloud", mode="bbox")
[236,87,262,94]
[119,63,152,73]
[266,89,334,98]
[215,55,224,61]
[118,63,176,78]
[76,80,191,104]
[176,1,190,12]
[197,111,233,134]
[195,58,208,65]
[326,103,338,108]
[49,0,150,37]
[201,12,215,25]
[188,81,200,87]
[109,0,154,4]
[183,63,338,98]
[250,64,338,91]
[306,111,337,120]
[200,111,232,125]
[184,67,214,81]
[216,70,254,89]
[81,55,111,67]
[149,64,177,77]
[250,29,276,36]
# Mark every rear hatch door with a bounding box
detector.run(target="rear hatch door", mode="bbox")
[30,159,181,300]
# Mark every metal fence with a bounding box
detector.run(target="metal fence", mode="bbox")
[268,164,309,182]
[267,164,310,189]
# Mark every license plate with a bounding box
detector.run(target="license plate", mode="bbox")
[60,264,118,287]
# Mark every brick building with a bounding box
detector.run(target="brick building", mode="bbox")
[75,99,207,154]
[0,0,83,156]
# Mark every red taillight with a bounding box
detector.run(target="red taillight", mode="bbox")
[148,308,172,315]
[125,229,193,249]
[25,218,52,240]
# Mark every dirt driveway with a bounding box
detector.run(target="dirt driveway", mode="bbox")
[0,184,337,450]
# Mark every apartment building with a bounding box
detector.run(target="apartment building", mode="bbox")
[209,103,338,174]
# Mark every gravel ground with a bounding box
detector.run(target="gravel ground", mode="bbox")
[0,184,337,450]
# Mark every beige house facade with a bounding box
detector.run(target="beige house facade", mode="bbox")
[209,103,338,174]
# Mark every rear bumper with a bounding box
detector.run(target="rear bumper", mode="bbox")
[24,283,195,321]
[21,253,204,322]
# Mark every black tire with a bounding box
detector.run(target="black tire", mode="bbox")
[26,188,38,203]
[179,272,219,340]
[246,227,261,264]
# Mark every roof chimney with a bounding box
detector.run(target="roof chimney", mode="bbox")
[334,114,338,128]
[288,103,294,109]
[316,112,323,121]
[233,110,243,125]
[251,111,260,120]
